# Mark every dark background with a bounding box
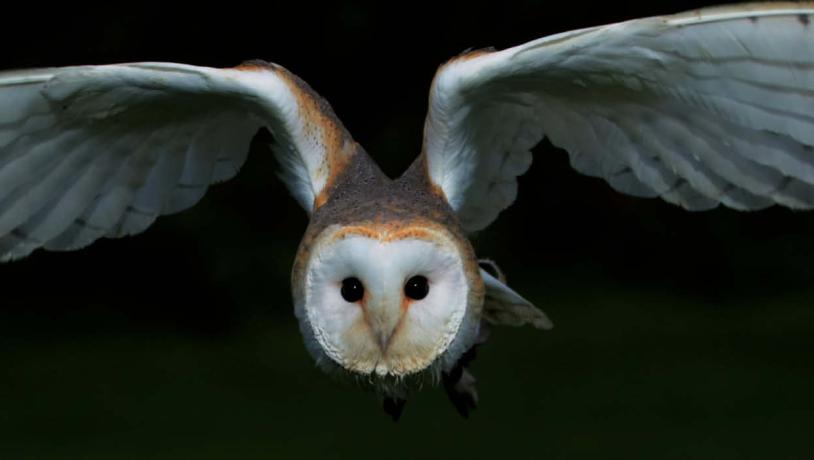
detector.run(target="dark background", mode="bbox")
[2,1,814,459]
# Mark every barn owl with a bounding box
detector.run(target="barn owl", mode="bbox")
[2,2,814,419]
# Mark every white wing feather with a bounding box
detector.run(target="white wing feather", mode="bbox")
[423,3,814,232]
[0,62,349,261]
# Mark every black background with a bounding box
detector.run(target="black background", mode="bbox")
[2,1,813,459]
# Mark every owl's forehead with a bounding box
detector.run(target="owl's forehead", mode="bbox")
[293,216,479,295]
[306,221,467,290]
[310,221,463,262]
[327,222,447,244]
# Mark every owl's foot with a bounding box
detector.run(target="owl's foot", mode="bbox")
[443,367,478,418]
[443,344,481,418]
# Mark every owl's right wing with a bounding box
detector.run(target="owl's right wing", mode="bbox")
[0,61,357,261]
[421,3,814,233]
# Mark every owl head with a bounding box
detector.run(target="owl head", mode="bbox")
[278,136,493,385]
[292,219,485,382]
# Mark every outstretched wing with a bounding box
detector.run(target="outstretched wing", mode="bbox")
[0,61,357,260]
[422,3,814,232]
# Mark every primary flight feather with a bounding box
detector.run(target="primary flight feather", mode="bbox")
[1,3,812,418]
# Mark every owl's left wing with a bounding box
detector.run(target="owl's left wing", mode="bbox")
[422,3,814,232]
[0,61,356,261]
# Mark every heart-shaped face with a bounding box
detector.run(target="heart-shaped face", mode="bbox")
[297,224,480,378]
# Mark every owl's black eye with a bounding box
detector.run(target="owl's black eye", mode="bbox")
[404,275,429,301]
[341,277,364,303]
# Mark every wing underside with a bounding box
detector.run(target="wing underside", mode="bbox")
[0,61,356,261]
[422,3,814,232]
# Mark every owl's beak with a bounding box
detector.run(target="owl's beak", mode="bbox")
[365,297,404,352]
